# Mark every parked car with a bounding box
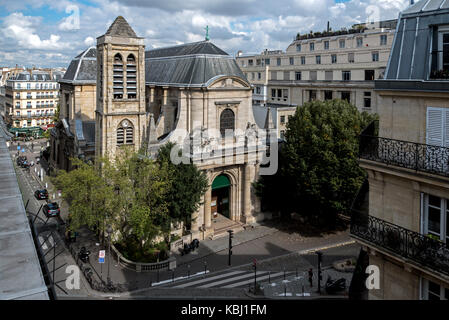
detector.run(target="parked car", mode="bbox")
[16,156,27,166]
[34,189,49,200]
[43,202,60,218]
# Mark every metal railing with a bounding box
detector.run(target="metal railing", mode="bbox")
[359,135,449,177]
[350,213,449,276]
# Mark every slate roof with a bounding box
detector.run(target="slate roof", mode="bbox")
[61,41,248,88]
[60,47,97,84]
[384,0,449,80]
[13,71,51,81]
[105,16,139,38]
[145,41,248,87]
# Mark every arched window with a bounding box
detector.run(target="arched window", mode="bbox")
[220,108,235,137]
[126,54,137,99]
[113,53,124,99]
[116,119,133,145]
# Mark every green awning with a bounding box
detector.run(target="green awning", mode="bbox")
[212,175,230,190]
[9,126,43,133]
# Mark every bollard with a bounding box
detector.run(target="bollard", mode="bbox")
[283,267,286,280]
[172,270,175,282]
[268,271,271,283]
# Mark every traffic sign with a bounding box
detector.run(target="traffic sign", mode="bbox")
[99,257,105,263]
[99,250,105,258]
[17,146,20,150]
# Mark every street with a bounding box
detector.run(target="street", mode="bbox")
[10,139,361,299]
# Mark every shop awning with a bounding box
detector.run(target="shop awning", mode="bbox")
[212,175,230,190]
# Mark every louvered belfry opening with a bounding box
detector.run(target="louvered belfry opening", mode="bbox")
[126,54,137,99]
[220,108,235,137]
[113,53,124,99]
[117,120,134,146]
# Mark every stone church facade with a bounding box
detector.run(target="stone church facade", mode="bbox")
[53,16,272,239]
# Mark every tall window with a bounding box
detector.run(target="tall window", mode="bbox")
[339,39,345,48]
[126,54,137,99]
[423,194,449,243]
[289,57,294,65]
[348,52,355,63]
[356,37,363,47]
[438,30,449,72]
[372,51,379,62]
[380,34,387,46]
[342,70,351,81]
[277,57,281,66]
[324,91,333,100]
[295,71,302,81]
[220,108,235,137]
[301,56,306,65]
[113,54,124,99]
[296,44,301,52]
[341,91,350,102]
[422,279,448,300]
[365,69,375,80]
[316,55,321,64]
[310,42,315,51]
[265,58,270,65]
[364,92,371,108]
[324,41,329,50]
[331,54,337,64]
[116,119,133,145]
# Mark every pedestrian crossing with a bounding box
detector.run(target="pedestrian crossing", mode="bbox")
[167,269,295,289]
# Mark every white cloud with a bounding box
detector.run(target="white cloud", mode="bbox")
[2,12,70,50]
[84,36,95,46]
[0,0,411,67]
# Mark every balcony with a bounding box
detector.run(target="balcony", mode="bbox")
[351,213,449,277]
[359,135,449,178]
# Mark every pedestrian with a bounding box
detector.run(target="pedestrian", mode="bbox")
[31,142,34,151]
[308,268,313,287]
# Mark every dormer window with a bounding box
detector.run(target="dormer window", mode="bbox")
[438,30,449,72]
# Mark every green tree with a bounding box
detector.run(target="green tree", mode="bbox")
[156,142,209,231]
[256,99,377,226]
[53,147,171,252]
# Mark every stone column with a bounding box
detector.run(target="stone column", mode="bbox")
[204,186,212,229]
[243,163,252,222]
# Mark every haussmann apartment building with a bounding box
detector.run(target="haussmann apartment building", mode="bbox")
[351,0,449,300]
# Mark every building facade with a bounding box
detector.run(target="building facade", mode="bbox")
[236,20,396,138]
[49,48,97,171]
[351,0,449,300]
[5,70,64,134]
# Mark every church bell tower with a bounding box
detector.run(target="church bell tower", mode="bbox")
[95,16,146,159]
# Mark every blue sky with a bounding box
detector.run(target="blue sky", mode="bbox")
[0,0,410,68]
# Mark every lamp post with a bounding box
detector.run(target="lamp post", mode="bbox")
[106,224,113,285]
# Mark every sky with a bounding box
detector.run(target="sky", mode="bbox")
[0,0,411,68]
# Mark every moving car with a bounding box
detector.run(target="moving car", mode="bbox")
[43,202,60,218]
[34,189,49,200]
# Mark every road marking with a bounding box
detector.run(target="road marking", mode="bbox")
[222,271,286,288]
[197,271,269,288]
[172,270,246,288]
[299,240,356,255]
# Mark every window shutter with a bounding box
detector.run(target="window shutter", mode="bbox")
[426,107,443,146]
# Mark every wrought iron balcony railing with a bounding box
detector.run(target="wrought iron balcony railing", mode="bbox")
[351,213,449,277]
[359,135,449,177]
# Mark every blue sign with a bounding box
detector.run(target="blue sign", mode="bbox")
[99,257,105,264]
[17,146,20,150]
[21,148,25,153]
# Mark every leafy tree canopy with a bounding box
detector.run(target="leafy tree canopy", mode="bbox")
[255,99,377,226]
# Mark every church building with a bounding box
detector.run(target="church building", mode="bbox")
[54,16,273,240]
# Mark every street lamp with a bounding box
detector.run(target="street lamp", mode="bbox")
[106,224,113,285]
